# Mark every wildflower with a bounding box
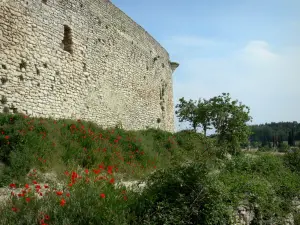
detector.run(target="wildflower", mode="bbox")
[123,196,128,201]
[60,198,66,206]
[84,169,89,174]
[44,214,50,220]
[100,193,105,199]
[109,178,115,184]
[56,191,63,196]
[44,184,49,188]
[39,192,43,196]
[33,180,38,184]
[25,184,29,189]
[5,135,9,140]
[9,183,16,189]
[12,207,18,212]
[93,169,101,174]
[66,193,70,197]
[26,197,30,203]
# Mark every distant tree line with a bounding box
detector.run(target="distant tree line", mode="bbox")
[249,122,300,148]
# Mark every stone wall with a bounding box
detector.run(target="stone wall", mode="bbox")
[0,0,178,132]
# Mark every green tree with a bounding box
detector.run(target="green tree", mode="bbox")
[208,93,252,155]
[175,97,211,135]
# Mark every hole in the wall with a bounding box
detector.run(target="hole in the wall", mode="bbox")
[157,118,161,124]
[12,108,18,113]
[83,63,87,72]
[105,25,109,29]
[42,0,47,4]
[62,25,73,54]
[55,71,60,76]
[19,75,24,81]
[146,66,149,71]
[153,56,158,63]
[51,84,54,90]
[144,76,146,80]
[3,107,9,113]
[2,64,7,69]
[80,3,83,8]
[1,96,7,104]
[132,41,134,44]
[43,63,48,68]
[97,17,101,26]
[19,60,27,70]
[37,82,40,87]
[162,63,165,68]
[1,77,8,85]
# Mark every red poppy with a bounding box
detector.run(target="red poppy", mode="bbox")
[109,178,115,184]
[60,198,66,206]
[9,183,16,189]
[56,191,63,196]
[12,207,18,212]
[25,183,29,189]
[26,197,30,203]
[44,184,49,188]
[44,214,50,220]
[33,180,38,184]
[84,169,89,174]
[66,193,70,197]
[123,196,128,201]
[5,135,9,140]
[100,193,105,199]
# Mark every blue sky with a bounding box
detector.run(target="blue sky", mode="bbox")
[113,0,300,131]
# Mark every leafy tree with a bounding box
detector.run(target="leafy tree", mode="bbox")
[208,93,252,154]
[176,93,252,155]
[175,97,211,135]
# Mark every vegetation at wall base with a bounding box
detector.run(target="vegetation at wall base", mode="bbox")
[0,113,300,224]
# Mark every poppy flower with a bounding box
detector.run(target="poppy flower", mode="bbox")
[100,193,105,199]
[109,178,115,184]
[44,214,50,220]
[9,183,16,189]
[12,207,18,212]
[60,198,66,206]
[33,180,38,184]
[25,184,29,189]
[66,193,70,197]
[56,191,63,196]
[5,135,9,140]
[26,197,31,203]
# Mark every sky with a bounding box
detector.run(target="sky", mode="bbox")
[112,0,300,131]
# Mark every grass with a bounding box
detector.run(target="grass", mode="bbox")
[0,113,300,225]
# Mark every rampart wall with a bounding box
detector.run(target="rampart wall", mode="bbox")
[0,0,178,131]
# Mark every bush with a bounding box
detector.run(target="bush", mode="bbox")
[284,147,300,173]
[129,163,231,225]
[278,142,289,152]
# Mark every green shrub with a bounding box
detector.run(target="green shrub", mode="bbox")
[284,147,300,173]
[129,163,230,225]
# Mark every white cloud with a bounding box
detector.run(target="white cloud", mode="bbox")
[171,39,300,130]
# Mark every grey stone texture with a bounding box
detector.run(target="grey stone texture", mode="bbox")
[0,0,178,132]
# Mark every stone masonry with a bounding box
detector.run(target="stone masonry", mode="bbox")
[0,0,179,132]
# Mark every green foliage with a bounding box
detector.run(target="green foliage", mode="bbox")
[1,113,300,225]
[176,93,252,155]
[209,93,252,155]
[284,147,300,173]
[129,163,230,225]
[175,97,211,134]
[220,153,300,223]
[278,142,289,152]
